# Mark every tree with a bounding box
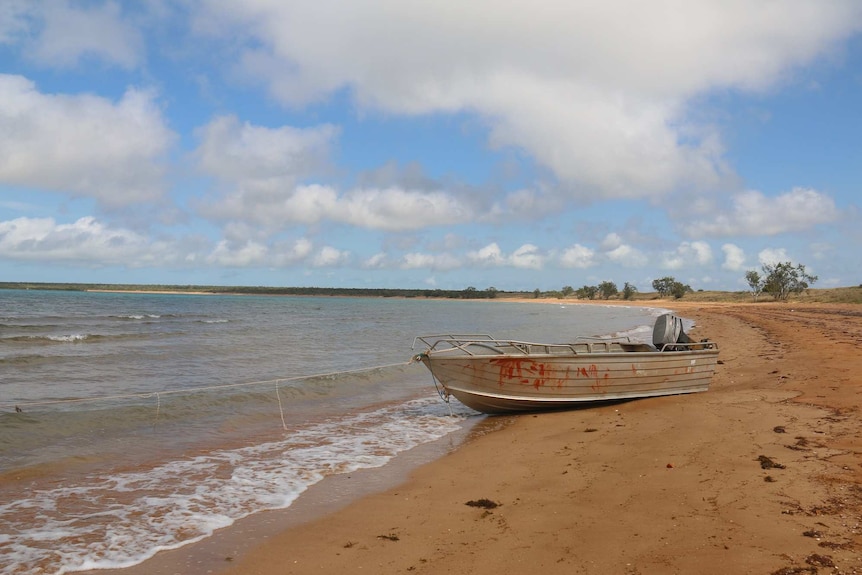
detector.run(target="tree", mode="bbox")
[761,262,817,301]
[597,280,618,300]
[622,282,638,301]
[485,286,498,299]
[576,285,598,300]
[745,270,763,302]
[652,276,677,298]
[533,288,541,299]
[561,285,574,297]
[670,281,692,299]
[652,276,691,299]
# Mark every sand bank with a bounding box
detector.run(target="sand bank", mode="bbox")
[100,301,862,574]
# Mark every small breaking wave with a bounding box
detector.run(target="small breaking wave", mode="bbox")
[1,333,95,344]
[0,397,472,575]
[1,332,157,345]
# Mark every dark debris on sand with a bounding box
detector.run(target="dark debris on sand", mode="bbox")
[465,498,499,509]
[770,568,817,575]
[758,455,786,469]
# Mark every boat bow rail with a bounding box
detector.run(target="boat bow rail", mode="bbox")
[412,333,718,358]
[411,334,694,357]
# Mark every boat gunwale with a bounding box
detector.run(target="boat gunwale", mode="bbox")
[414,334,718,358]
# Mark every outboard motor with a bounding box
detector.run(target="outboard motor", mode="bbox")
[653,314,693,350]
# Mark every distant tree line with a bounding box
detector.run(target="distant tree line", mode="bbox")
[1,262,821,303]
[536,277,691,301]
[0,282,504,300]
[534,281,638,301]
[550,278,690,300]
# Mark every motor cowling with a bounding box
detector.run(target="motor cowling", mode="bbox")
[652,314,693,349]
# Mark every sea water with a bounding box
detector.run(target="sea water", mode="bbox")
[0,290,665,574]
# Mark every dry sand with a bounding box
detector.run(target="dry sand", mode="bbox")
[109,301,862,574]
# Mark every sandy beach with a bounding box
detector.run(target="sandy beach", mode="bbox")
[95,301,862,574]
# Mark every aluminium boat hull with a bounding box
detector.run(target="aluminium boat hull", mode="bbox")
[417,347,719,414]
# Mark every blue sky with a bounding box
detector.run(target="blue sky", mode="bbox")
[1,1,860,292]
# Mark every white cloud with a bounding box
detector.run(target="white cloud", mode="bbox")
[334,188,473,231]
[198,1,862,198]
[606,244,648,268]
[0,216,158,265]
[312,246,350,267]
[683,188,841,236]
[195,116,472,233]
[194,116,340,230]
[195,115,336,184]
[465,242,544,269]
[0,75,174,208]
[28,1,143,69]
[0,214,326,271]
[207,239,268,267]
[0,0,30,44]
[0,1,143,68]
[201,182,472,235]
[599,233,648,268]
[721,243,746,271]
[206,237,316,268]
[679,242,712,266]
[485,186,564,222]
[600,233,624,251]
[468,243,505,266]
[362,253,388,269]
[661,241,713,270]
[510,244,544,270]
[400,252,460,271]
[559,244,596,269]
[758,247,790,266]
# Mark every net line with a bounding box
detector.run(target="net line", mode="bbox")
[2,360,415,412]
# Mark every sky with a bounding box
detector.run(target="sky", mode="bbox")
[1,1,860,292]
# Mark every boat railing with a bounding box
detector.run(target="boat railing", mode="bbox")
[414,335,637,356]
[413,334,718,356]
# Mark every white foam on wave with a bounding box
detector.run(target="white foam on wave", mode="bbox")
[0,397,472,575]
[111,314,161,321]
[45,333,90,342]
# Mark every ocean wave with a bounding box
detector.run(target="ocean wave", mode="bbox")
[0,322,63,330]
[0,397,472,575]
[0,332,159,345]
[0,333,95,344]
[0,354,53,367]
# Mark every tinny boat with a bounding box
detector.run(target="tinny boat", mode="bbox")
[413,314,719,414]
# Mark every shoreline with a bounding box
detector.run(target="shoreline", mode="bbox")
[82,415,514,575]
[86,301,862,574]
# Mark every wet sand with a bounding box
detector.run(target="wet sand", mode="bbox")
[95,301,862,574]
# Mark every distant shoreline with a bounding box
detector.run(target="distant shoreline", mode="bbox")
[1,282,860,305]
[86,289,218,295]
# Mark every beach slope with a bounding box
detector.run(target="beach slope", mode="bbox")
[217,302,861,575]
